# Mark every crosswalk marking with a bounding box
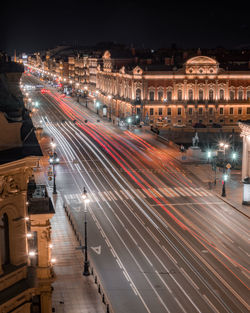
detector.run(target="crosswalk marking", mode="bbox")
[187,187,202,197]
[114,190,123,200]
[103,191,112,201]
[136,188,146,198]
[64,185,215,205]
[109,191,117,201]
[120,189,130,200]
[175,187,190,197]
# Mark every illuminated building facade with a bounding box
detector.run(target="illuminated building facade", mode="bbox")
[96,54,250,125]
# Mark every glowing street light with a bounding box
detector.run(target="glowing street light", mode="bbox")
[82,187,90,276]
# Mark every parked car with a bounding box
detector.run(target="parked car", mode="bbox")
[193,123,206,128]
[212,123,222,128]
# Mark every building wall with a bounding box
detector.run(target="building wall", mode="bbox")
[0,157,54,313]
[96,55,250,124]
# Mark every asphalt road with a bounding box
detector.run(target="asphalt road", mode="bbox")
[23,73,249,313]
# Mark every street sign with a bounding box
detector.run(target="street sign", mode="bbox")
[226,163,231,169]
[91,246,101,255]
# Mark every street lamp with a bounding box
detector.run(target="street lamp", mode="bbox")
[222,173,228,197]
[50,141,57,194]
[96,101,100,115]
[81,187,90,276]
[219,142,229,173]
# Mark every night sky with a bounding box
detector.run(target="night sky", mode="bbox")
[1,0,250,55]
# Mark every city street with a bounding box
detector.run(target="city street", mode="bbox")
[24,74,249,313]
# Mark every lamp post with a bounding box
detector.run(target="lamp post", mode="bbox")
[222,173,228,197]
[96,101,100,115]
[219,142,229,173]
[81,187,90,276]
[50,141,57,195]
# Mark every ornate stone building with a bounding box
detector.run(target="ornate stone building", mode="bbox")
[0,55,55,313]
[96,54,250,125]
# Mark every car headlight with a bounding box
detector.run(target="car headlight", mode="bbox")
[49,158,53,163]
[56,158,59,162]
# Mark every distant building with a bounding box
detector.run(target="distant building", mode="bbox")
[97,53,250,125]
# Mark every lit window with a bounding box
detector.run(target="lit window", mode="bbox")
[158,91,163,101]
[177,90,182,101]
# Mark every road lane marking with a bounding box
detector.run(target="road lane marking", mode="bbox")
[203,294,221,313]
[103,191,112,201]
[180,268,199,290]
[114,190,123,200]
[174,297,188,313]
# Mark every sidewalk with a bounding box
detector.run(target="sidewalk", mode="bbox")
[50,192,106,313]
[34,157,106,312]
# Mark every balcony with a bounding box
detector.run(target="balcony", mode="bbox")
[27,184,55,215]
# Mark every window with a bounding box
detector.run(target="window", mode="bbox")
[135,89,141,102]
[247,91,250,101]
[198,107,203,115]
[219,108,224,115]
[177,90,182,101]
[220,119,224,123]
[238,107,242,114]
[209,108,213,115]
[188,89,193,101]
[219,89,224,100]
[209,120,213,123]
[167,91,172,101]
[209,89,213,101]
[238,90,243,100]
[158,91,163,101]
[230,91,234,101]
[167,107,171,115]
[177,107,182,115]
[159,108,163,115]
[230,107,234,115]
[149,91,155,101]
[0,214,10,267]
[136,108,140,115]
[199,120,203,123]
[247,107,250,114]
[188,108,193,115]
[188,120,192,124]
[150,108,154,115]
[199,90,203,101]
[230,119,234,123]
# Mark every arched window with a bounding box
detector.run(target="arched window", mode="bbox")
[199,89,203,101]
[230,91,234,101]
[247,91,250,101]
[158,91,163,101]
[188,89,193,101]
[135,88,141,102]
[177,90,182,101]
[209,89,213,101]
[149,91,155,101]
[0,213,10,267]
[219,89,224,100]
[238,90,243,100]
[167,91,172,101]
